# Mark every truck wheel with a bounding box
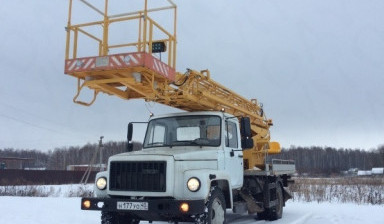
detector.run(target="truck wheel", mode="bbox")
[257,185,283,221]
[197,188,226,224]
[101,211,139,224]
[268,185,283,221]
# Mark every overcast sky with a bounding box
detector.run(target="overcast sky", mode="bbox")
[0,0,383,151]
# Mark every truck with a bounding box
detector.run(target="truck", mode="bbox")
[63,0,295,223]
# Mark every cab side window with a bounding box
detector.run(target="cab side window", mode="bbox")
[226,121,238,148]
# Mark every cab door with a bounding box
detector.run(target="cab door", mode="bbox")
[224,120,243,188]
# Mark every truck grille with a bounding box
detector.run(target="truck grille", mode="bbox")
[109,161,166,192]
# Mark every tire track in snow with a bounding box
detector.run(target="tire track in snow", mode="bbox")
[285,213,314,224]
[225,212,314,224]
[225,213,258,224]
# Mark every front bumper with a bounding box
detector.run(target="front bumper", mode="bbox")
[81,197,205,221]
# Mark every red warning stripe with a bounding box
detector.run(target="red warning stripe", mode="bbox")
[65,52,175,81]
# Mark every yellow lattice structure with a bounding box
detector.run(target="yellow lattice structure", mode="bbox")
[65,0,177,105]
[64,0,280,169]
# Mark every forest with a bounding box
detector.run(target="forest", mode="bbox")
[1,142,383,176]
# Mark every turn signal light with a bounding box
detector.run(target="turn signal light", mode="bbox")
[83,200,91,209]
[180,203,189,213]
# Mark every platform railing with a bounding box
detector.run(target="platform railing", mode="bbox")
[65,0,177,69]
[271,159,296,165]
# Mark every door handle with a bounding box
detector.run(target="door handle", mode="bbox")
[238,155,243,158]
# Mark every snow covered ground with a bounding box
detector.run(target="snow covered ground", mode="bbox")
[0,196,382,224]
[0,184,93,197]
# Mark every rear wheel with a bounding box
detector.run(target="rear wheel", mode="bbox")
[268,185,283,220]
[101,211,139,224]
[257,184,283,221]
[256,211,267,220]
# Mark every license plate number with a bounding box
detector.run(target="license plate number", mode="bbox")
[117,202,148,211]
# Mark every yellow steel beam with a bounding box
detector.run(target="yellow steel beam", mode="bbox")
[138,12,142,52]
[143,0,148,53]
[71,20,104,28]
[108,15,141,24]
[147,17,174,39]
[108,43,139,49]
[102,0,109,56]
[82,77,136,85]
[149,20,153,54]
[172,6,177,68]
[79,0,105,16]
[108,6,176,19]
[65,0,73,60]
[73,28,78,58]
[88,83,129,100]
[77,28,102,43]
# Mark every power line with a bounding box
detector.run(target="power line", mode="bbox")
[0,102,96,140]
[0,112,64,134]
[0,101,69,129]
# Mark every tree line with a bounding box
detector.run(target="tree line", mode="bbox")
[1,143,383,175]
[0,141,141,170]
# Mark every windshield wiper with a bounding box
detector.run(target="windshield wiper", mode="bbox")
[171,138,211,148]
[171,140,195,146]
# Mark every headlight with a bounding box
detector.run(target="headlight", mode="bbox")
[187,177,200,192]
[96,177,107,190]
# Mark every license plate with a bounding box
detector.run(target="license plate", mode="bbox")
[117,201,148,211]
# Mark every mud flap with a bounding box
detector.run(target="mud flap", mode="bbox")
[239,191,264,214]
[282,187,293,203]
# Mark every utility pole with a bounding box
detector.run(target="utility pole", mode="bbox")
[99,136,104,171]
[80,136,105,184]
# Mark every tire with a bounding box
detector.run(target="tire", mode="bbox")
[256,211,268,220]
[196,188,226,224]
[257,184,283,221]
[269,184,283,220]
[101,211,140,224]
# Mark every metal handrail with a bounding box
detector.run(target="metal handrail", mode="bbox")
[271,159,295,165]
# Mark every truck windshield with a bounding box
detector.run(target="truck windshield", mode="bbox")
[143,115,221,148]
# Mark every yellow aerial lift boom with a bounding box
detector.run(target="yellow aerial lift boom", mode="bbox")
[64,0,281,170]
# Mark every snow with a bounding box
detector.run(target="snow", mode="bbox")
[227,202,384,224]
[0,197,98,224]
[0,184,93,197]
[0,197,383,224]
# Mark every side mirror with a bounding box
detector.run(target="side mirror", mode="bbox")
[126,121,148,152]
[127,123,133,141]
[242,137,254,149]
[127,123,133,152]
[240,117,252,137]
[240,117,254,149]
[127,142,133,152]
